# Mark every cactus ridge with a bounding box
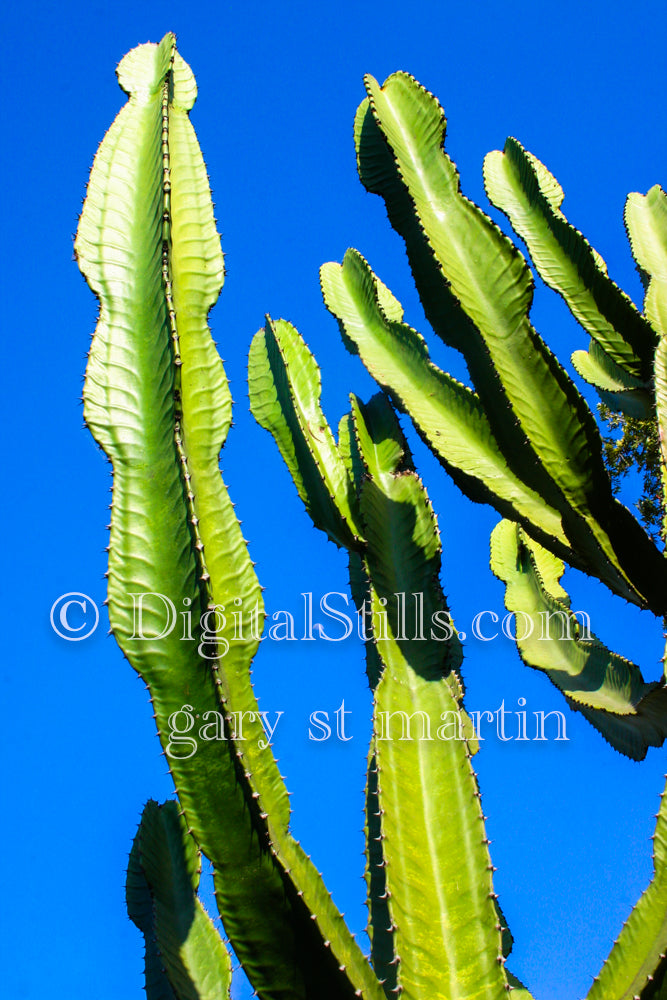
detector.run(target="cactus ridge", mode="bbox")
[365,746,397,994]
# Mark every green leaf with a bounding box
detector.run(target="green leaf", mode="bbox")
[127,800,232,1000]
[490,520,667,760]
[483,138,656,380]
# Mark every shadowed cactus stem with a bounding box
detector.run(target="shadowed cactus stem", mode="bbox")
[127,799,232,1000]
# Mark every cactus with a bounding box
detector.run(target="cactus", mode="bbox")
[249,316,667,998]
[249,321,514,997]
[489,519,667,759]
[76,33,384,1000]
[586,777,667,998]
[77,37,667,1000]
[126,799,232,1000]
[321,71,667,758]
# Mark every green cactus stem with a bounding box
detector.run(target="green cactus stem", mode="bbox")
[76,34,384,1000]
[250,315,522,998]
[353,71,667,615]
[127,799,232,1000]
[586,775,667,998]
[483,138,656,385]
[490,519,667,760]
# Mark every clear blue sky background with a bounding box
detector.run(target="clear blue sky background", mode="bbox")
[1,2,666,998]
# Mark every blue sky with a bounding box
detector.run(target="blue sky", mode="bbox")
[2,1,666,998]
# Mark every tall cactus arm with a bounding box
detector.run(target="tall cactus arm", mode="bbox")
[626,186,667,540]
[320,249,575,562]
[354,72,667,615]
[626,186,667,340]
[249,315,513,996]
[349,394,509,1000]
[126,800,232,1000]
[354,72,608,505]
[346,415,446,996]
[571,341,653,421]
[76,35,302,995]
[483,138,656,382]
[76,36,382,1000]
[587,776,667,999]
[490,519,667,760]
[248,317,363,548]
